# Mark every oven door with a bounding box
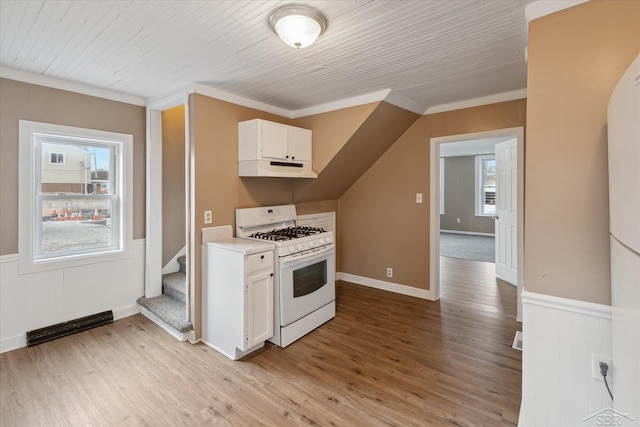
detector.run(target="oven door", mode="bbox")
[279,245,335,327]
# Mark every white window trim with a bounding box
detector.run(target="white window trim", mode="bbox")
[18,120,133,274]
[475,154,495,217]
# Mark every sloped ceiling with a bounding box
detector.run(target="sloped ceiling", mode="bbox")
[293,102,420,203]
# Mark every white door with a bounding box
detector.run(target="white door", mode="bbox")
[495,139,517,285]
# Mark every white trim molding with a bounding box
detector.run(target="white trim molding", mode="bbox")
[520,289,614,426]
[191,83,292,118]
[425,89,527,115]
[0,67,145,106]
[337,272,433,300]
[2,66,526,120]
[521,290,612,319]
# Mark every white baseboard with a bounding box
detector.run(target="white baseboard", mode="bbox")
[337,272,433,300]
[0,334,27,354]
[440,229,495,237]
[113,304,141,320]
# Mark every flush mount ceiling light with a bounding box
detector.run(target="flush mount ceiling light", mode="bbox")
[268,5,327,49]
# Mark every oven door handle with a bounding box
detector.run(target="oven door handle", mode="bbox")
[280,245,335,267]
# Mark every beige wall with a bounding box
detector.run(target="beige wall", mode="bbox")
[525,0,640,305]
[189,94,418,335]
[293,102,420,203]
[0,78,146,256]
[440,156,495,234]
[162,105,186,266]
[339,99,526,290]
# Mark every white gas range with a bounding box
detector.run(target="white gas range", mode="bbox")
[236,205,335,347]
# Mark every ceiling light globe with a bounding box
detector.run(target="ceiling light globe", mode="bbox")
[275,15,321,49]
[269,5,327,49]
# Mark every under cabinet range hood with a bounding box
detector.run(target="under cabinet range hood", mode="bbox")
[239,159,317,178]
[238,119,318,178]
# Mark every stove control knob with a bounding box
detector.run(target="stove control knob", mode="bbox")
[297,243,303,250]
[308,240,315,247]
[289,246,295,254]
[326,236,333,243]
[318,238,325,244]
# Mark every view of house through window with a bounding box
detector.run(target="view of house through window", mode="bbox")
[476,155,496,216]
[36,134,120,259]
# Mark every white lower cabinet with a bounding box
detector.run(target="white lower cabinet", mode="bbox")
[202,240,274,360]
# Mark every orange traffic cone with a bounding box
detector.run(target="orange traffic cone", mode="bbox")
[57,213,62,221]
[70,213,76,221]
[93,209,99,220]
[63,211,69,221]
[77,211,83,220]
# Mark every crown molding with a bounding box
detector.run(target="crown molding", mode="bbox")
[292,89,391,118]
[424,89,527,115]
[0,67,145,106]
[190,83,292,118]
[525,0,589,24]
[2,66,527,118]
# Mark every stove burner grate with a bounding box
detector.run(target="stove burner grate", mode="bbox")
[249,226,326,241]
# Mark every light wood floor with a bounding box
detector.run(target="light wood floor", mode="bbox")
[0,256,521,426]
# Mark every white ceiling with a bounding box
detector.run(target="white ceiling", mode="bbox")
[0,0,535,113]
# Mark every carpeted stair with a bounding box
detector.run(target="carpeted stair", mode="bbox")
[137,255,193,334]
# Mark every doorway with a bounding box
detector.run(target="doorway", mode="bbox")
[429,127,524,321]
[145,94,194,339]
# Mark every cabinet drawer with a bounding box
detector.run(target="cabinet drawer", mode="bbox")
[248,251,273,273]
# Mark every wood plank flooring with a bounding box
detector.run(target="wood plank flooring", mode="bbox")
[0,256,521,426]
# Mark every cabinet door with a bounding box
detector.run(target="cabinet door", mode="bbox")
[260,121,288,160]
[288,127,312,162]
[245,270,274,349]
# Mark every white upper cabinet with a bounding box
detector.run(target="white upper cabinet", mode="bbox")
[286,126,312,162]
[260,120,289,160]
[238,119,316,178]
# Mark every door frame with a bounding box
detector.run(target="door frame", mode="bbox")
[429,126,524,321]
[146,92,193,331]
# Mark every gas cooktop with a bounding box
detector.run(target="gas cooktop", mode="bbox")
[249,226,326,241]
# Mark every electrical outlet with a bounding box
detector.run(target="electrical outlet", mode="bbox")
[386,267,393,278]
[204,210,212,224]
[592,354,613,382]
[416,193,423,203]
[456,217,461,223]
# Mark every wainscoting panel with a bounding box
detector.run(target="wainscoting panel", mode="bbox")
[520,291,614,427]
[0,240,145,353]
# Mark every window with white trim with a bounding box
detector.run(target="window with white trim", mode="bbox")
[19,121,133,273]
[475,154,496,216]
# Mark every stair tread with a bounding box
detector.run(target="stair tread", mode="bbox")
[162,272,186,294]
[136,295,192,333]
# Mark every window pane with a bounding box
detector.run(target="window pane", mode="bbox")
[37,196,116,257]
[479,157,496,216]
[41,142,112,195]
